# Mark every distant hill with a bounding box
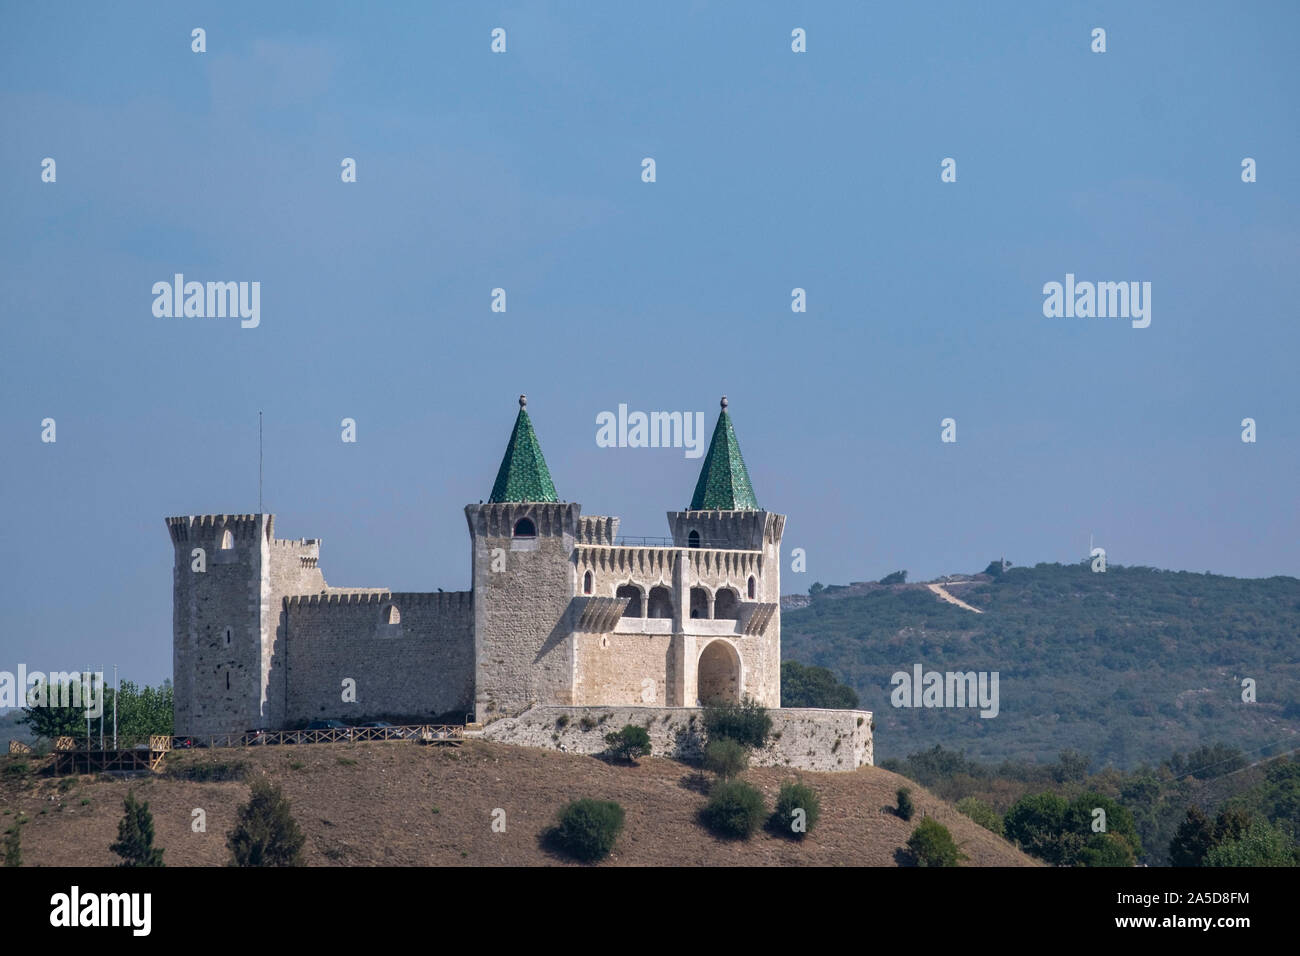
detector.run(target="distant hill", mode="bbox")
[783,562,1300,768]
[1,740,1035,867]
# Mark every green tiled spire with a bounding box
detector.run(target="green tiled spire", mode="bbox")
[689,396,759,510]
[489,395,559,503]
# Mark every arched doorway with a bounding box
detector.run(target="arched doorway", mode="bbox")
[616,584,643,617]
[697,640,740,704]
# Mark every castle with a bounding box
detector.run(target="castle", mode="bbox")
[167,396,873,770]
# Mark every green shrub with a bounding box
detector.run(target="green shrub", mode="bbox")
[702,696,772,750]
[603,725,652,764]
[896,787,915,821]
[701,780,767,839]
[109,792,164,867]
[703,738,749,780]
[905,818,966,867]
[955,796,1003,836]
[548,799,625,862]
[578,715,597,732]
[769,780,821,839]
[3,824,20,867]
[227,779,305,867]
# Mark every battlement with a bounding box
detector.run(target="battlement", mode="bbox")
[577,515,620,545]
[577,544,763,578]
[285,590,473,610]
[466,501,582,538]
[667,510,785,550]
[165,513,269,544]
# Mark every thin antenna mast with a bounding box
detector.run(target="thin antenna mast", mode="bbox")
[259,410,264,514]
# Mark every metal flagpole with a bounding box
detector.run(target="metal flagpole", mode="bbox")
[113,665,118,749]
[259,410,263,514]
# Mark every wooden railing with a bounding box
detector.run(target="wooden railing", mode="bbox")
[170,724,464,749]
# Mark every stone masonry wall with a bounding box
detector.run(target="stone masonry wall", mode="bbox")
[283,591,474,724]
[478,705,874,772]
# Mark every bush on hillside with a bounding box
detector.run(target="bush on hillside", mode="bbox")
[700,780,766,839]
[547,799,625,862]
[904,818,965,867]
[769,780,821,839]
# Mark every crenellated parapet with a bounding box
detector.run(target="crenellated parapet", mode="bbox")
[577,515,620,545]
[285,590,472,610]
[666,510,785,551]
[465,501,581,538]
[166,513,269,544]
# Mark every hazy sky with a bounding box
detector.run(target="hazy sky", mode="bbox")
[2,2,1297,687]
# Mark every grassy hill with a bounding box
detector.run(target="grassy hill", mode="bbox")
[783,562,1300,768]
[0,740,1035,867]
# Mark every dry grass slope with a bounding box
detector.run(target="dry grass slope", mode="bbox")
[1,742,1037,866]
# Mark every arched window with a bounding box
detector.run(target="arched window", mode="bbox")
[220,529,234,550]
[383,604,400,625]
[616,584,643,617]
[513,517,536,538]
[583,571,593,595]
[648,586,674,619]
[688,530,701,549]
[715,588,741,620]
[690,586,710,619]
[747,576,756,599]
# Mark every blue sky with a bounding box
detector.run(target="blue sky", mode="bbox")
[1,2,1297,687]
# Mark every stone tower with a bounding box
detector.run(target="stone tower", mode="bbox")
[166,513,325,735]
[466,396,581,722]
[666,396,784,706]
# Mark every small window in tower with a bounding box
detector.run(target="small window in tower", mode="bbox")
[688,530,701,549]
[583,571,593,595]
[513,517,537,538]
[220,529,234,550]
[224,627,232,646]
[748,576,756,599]
[226,671,230,691]
[384,604,401,625]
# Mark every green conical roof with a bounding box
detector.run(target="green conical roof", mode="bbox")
[489,396,558,503]
[689,397,758,510]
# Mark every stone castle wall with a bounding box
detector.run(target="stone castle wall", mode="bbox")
[282,590,474,723]
[478,704,874,772]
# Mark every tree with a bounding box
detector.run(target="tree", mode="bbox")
[603,725,651,764]
[808,582,824,598]
[3,824,20,867]
[770,780,821,839]
[547,799,625,862]
[227,778,305,866]
[878,570,907,585]
[780,661,859,709]
[895,787,915,821]
[111,680,175,743]
[1204,819,1298,867]
[703,738,748,780]
[109,792,164,867]
[1003,792,1070,864]
[701,780,766,839]
[1169,807,1217,867]
[956,796,1003,836]
[905,819,965,867]
[18,676,92,744]
[701,696,771,750]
